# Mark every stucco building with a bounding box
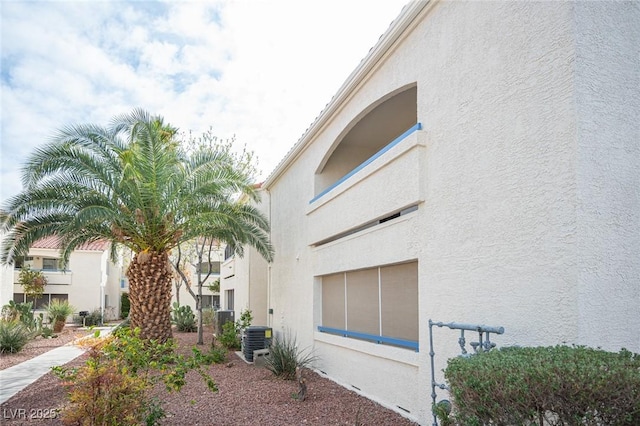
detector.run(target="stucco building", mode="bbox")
[2,237,122,321]
[168,242,224,313]
[226,1,640,424]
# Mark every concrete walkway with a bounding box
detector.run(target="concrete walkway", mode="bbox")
[0,326,115,404]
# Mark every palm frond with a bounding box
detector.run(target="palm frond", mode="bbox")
[1,109,274,266]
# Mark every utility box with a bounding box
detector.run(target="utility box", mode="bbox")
[242,326,272,362]
[214,310,235,336]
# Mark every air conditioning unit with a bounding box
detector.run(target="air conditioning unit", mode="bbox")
[242,326,272,362]
[214,310,235,336]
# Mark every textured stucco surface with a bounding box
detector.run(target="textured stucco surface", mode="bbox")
[574,1,640,352]
[240,1,640,424]
[10,248,121,319]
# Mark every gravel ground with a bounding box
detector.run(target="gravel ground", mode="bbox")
[0,327,418,425]
[0,325,93,371]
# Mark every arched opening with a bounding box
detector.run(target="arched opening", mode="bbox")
[314,84,417,198]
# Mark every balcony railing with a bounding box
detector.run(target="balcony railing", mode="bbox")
[307,123,426,245]
[13,269,73,285]
[310,123,422,204]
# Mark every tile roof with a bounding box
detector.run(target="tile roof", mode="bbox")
[31,236,109,251]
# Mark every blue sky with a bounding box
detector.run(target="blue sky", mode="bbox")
[0,0,408,201]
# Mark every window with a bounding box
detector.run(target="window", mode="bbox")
[14,293,69,309]
[224,245,234,260]
[226,290,234,311]
[42,257,60,271]
[14,256,34,269]
[198,261,221,275]
[320,261,418,349]
[201,295,220,309]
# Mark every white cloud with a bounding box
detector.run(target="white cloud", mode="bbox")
[1,0,408,201]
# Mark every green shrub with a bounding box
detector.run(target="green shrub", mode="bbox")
[171,302,196,332]
[86,309,103,326]
[218,320,241,350]
[53,327,219,425]
[42,327,57,338]
[217,309,253,350]
[264,331,317,380]
[0,321,34,353]
[73,309,102,327]
[195,345,227,365]
[237,308,253,332]
[444,345,640,426]
[202,307,215,326]
[121,292,130,319]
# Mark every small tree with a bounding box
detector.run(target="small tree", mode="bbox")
[169,129,263,345]
[18,267,47,310]
[172,237,221,345]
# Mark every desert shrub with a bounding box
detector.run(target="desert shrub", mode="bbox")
[73,309,102,327]
[1,300,21,322]
[218,309,253,350]
[86,309,103,326]
[171,302,196,332]
[196,344,227,365]
[237,308,253,332]
[120,292,130,319]
[264,331,317,380]
[444,345,640,426]
[53,327,219,425]
[201,307,215,326]
[45,299,75,332]
[56,354,151,425]
[39,326,56,338]
[0,321,34,353]
[219,320,241,350]
[2,301,42,331]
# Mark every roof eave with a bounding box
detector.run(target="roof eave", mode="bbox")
[263,0,430,189]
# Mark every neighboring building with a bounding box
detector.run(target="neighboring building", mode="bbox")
[220,189,270,326]
[169,241,223,312]
[228,1,640,425]
[8,237,122,321]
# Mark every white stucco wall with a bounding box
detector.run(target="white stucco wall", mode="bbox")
[0,264,14,307]
[574,1,640,352]
[218,190,271,326]
[249,1,640,424]
[11,246,122,321]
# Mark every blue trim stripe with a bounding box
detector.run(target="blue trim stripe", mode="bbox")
[310,122,422,204]
[318,326,419,351]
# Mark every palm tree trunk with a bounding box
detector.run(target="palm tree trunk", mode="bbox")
[126,251,173,341]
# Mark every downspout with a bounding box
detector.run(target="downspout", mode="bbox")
[266,188,272,328]
[100,250,108,325]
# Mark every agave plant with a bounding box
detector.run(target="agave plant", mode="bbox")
[45,299,75,332]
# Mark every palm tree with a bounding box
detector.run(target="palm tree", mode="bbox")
[0,109,273,341]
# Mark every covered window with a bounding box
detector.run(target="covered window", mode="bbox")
[320,261,418,350]
[198,261,221,275]
[226,289,234,311]
[42,257,60,271]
